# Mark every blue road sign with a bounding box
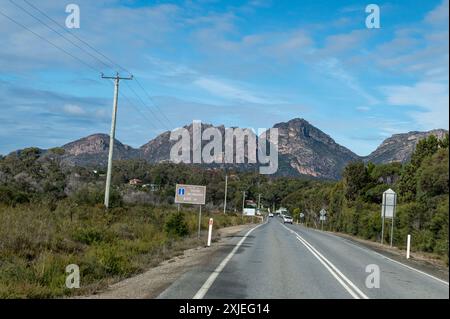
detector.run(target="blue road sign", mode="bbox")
[178,188,185,196]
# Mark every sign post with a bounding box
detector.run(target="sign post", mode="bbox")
[319,209,327,231]
[381,188,397,246]
[175,184,206,240]
[198,205,202,239]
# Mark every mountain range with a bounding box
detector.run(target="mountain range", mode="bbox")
[10,118,448,180]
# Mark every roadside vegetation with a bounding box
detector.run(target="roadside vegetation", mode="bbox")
[0,202,248,298]
[281,134,449,264]
[0,134,448,297]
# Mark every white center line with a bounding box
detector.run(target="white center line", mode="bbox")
[280,222,369,299]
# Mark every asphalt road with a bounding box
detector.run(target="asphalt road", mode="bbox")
[158,217,449,299]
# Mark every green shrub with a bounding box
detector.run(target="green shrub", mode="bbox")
[72,226,107,245]
[0,186,30,205]
[164,212,189,238]
[71,186,122,207]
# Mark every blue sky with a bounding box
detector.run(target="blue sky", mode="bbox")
[0,0,448,156]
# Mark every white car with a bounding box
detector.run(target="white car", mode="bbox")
[283,215,293,224]
[268,213,274,218]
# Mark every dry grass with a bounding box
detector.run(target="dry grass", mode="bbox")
[0,202,249,298]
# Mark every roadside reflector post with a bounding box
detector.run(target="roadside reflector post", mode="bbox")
[406,234,411,259]
[207,218,213,247]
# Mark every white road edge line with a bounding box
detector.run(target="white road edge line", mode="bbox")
[280,223,369,299]
[302,224,449,286]
[370,249,449,286]
[192,221,266,299]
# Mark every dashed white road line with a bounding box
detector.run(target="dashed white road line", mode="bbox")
[193,221,266,299]
[280,222,369,299]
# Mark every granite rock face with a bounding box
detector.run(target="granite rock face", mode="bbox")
[363,130,448,164]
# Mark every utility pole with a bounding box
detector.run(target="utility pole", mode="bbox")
[223,174,228,214]
[257,194,261,214]
[223,151,228,214]
[242,191,246,214]
[102,72,133,209]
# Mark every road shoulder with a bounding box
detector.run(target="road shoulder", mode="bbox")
[73,223,256,299]
[319,228,449,282]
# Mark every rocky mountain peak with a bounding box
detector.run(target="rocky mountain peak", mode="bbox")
[61,133,137,166]
[12,118,447,179]
[364,129,448,164]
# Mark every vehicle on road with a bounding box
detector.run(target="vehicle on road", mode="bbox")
[283,215,293,224]
[276,207,288,217]
[268,213,274,217]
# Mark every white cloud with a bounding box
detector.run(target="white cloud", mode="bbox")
[194,77,280,104]
[321,30,369,55]
[424,0,449,26]
[63,104,86,116]
[317,58,379,105]
[381,81,449,130]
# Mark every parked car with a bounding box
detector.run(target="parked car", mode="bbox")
[283,215,293,224]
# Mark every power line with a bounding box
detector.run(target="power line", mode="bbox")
[103,78,160,132]
[19,0,174,130]
[134,77,175,128]
[120,90,160,132]
[9,0,112,70]
[123,81,171,131]
[2,2,175,132]
[1,5,164,130]
[0,8,99,73]
[22,0,131,76]
[0,7,163,136]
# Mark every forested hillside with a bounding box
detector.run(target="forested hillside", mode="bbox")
[281,134,449,261]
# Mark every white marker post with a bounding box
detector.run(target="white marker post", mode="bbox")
[406,234,411,259]
[207,218,213,247]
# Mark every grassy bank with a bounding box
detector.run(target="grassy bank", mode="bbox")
[0,202,250,298]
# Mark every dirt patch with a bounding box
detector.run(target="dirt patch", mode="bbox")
[73,223,256,299]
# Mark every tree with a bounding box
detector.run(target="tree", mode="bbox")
[399,135,443,202]
[370,162,402,185]
[438,133,449,149]
[417,149,449,198]
[411,135,439,167]
[342,161,369,202]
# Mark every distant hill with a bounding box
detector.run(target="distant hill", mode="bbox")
[363,129,448,164]
[60,133,138,167]
[7,119,448,179]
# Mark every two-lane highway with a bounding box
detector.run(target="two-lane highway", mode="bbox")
[158,218,449,299]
